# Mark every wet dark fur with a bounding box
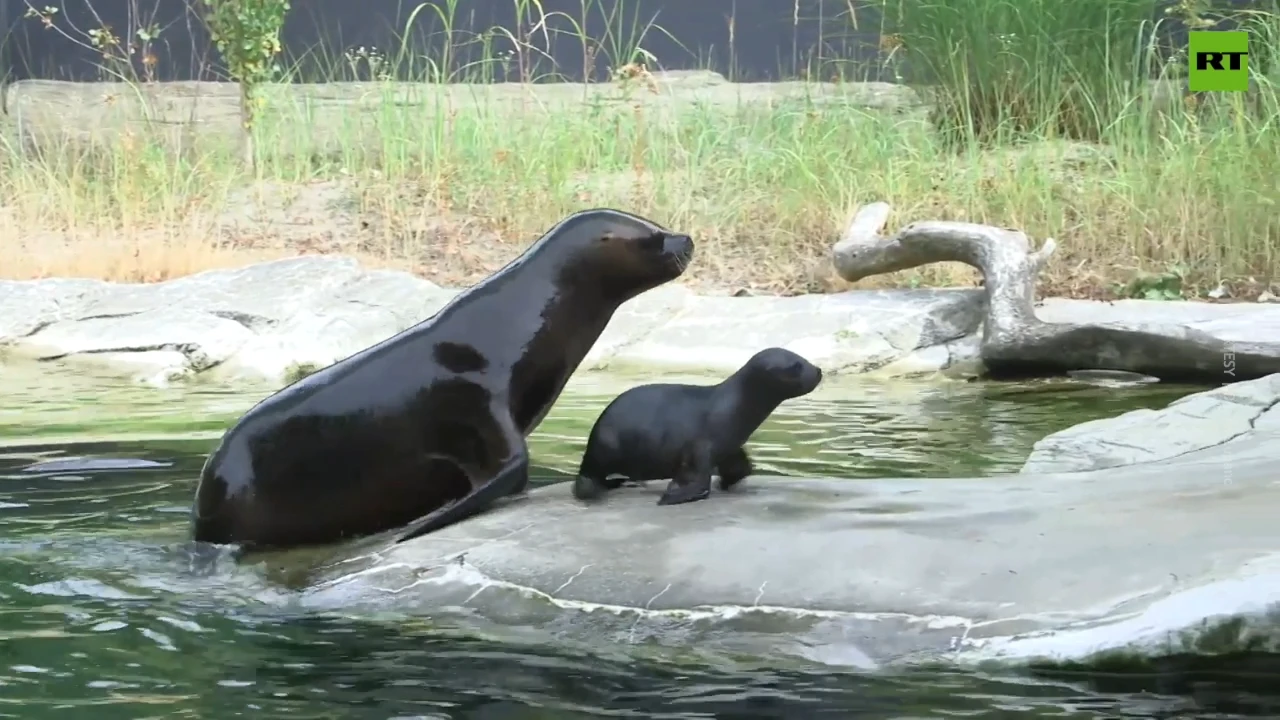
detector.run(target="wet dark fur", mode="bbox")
[191,209,695,552]
[572,347,823,506]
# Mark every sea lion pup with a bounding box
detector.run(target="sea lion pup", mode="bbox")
[572,347,823,506]
[191,208,695,551]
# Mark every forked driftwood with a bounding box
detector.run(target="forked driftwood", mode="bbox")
[832,202,1280,382]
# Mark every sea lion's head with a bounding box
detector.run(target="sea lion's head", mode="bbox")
[544,208,695,301]
[745,347,824,399]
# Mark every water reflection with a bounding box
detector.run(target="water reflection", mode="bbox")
[3,365,1271,717]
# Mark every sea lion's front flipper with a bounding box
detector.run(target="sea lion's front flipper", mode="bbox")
[715,447,754,491]
[395,452,529,543]
[658,439,714,506]
[395,412,530,544]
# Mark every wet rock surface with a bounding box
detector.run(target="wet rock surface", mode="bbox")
[302,375,1280,665]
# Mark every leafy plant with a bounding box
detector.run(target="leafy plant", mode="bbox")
[1120,265,1187,301]
[201,0,292,166]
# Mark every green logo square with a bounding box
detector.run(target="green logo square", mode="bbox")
[1189,31,1249,92]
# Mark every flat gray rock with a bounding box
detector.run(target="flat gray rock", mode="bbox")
[299,377,1280,667]
[0,277,110,338]
[1036,296,1278,326]
[0,257,984,384]
[4,255,1280,386]
[1023,372,1280,473]
[602,288,983,374]
[0,257,455,384]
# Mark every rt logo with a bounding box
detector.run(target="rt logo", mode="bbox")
[1189,31,1249,92]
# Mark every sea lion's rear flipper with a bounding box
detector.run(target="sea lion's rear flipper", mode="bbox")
[571,441,609,501]
[395,451,530,544]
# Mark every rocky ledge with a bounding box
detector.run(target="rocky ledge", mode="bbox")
[3,254,1280,387]
[300,373,1280,668]
[0,255,985,384]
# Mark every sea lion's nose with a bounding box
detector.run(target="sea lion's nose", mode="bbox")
[663,233,694,259]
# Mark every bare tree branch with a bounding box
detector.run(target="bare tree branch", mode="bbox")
[832,202,1280,382]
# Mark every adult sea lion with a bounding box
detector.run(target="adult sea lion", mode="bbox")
[191,209,695,551]
[572,347,823,506]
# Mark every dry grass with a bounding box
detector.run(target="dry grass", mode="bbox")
[0,73,1277,300]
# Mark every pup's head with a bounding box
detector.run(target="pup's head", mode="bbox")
[744,347,824,399]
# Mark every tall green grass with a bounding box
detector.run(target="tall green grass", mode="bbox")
[880,0,1279,294]
[889,0,1163,142]
[0,0,1277,298]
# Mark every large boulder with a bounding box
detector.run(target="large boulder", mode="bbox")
[298,374,1280,667]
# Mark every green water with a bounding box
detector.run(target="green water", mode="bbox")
[1,364,1274,718]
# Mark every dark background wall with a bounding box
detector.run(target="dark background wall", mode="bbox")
[0,0,886,84]
[0,0,1258,88]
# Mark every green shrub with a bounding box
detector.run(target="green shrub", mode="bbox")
[202,0,293,165]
